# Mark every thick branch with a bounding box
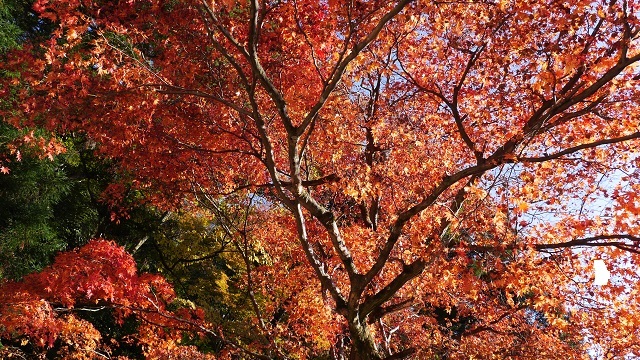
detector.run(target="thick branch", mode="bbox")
[536,234,640,253]
[292,201,349,311]
[519,131,640,163]
[361,259,426,319]
[293,186,361,281]
[548,51,640,119]
[462,305,528,338]
[451,45,486,161]
[468,234,640,255]
[247,0,295,133]
[364,160,497,288]
[368,298,415,320]
[237,0,360,281]
[361,46,640,297]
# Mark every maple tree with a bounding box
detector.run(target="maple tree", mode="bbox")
[4,0,640,358]
[0,239,217,359]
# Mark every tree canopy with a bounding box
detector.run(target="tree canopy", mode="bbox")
[2,0,640,358]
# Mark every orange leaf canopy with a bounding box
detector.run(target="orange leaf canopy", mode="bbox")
[4,0,640,358]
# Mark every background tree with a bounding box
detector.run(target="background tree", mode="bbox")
[0,124,69,279]
[0,0,53,53]
[3,0,640,358]
[0,239,220,359]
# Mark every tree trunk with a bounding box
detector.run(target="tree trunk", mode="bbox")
[348,316,383,360]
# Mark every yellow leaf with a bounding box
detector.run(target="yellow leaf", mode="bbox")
[516,199,530,212]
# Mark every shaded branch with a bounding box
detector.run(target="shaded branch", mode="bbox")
[361,259,426,319]
[199,173,340,196]
[368,298,415,321]
[536,234,640,253]
[364,160,497,289]
[468,234,640,255]
[461,302,530,339]
[451,44,486,161]
[247,0,295,133]
[169,247,230,270]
